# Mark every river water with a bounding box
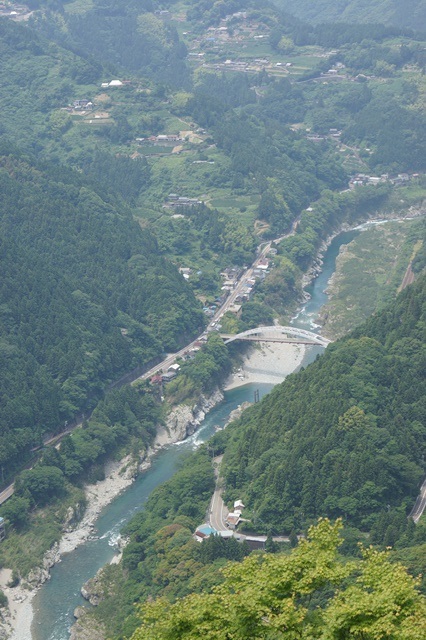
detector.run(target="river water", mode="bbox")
[32,229,360,640]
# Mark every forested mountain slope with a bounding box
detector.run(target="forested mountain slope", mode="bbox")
[0,147,203,478]
[274,0,426,32]
[222,274,426,532]
[31,0,190,88]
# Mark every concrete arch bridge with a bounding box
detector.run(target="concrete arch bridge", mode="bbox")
[221,326,331,347]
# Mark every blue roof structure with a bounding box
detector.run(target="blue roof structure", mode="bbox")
[196,524,217,536]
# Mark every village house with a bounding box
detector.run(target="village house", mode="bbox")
[156,134,181,143]
[225,512,241,529]
[245,536,267,550]
[168,363,180,373]
[257,258,269,270]
[179,267,192,280]
[228,304,242,317]
[72,99,93,110]
[161,371,177,383]
[166,196,203,208]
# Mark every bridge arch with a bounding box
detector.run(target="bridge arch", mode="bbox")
[222,325,331,347]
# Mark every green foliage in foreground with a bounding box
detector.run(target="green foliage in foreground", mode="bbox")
[131,519,426,640]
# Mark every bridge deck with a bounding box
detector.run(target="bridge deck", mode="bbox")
[220,326,331,347]
[220,335,322,345]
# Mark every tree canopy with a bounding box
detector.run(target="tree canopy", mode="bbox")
[130,519,426,640]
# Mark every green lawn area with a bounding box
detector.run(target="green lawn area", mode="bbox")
[64,0,93,14]
[140,146,174,156]
[208,193,259,225]
[163,114,194,132]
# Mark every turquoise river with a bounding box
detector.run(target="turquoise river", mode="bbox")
[31,228,361,640]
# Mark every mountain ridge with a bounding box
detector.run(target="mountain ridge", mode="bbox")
[273,0,426,32]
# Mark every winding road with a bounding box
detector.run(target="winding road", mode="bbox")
[207,456,291,543]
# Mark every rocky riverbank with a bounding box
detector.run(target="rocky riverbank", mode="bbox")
[69,397,253,640]
[2,388,224,640]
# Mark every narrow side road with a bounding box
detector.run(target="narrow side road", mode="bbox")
[208,456,291,543]
[410,478,426,523]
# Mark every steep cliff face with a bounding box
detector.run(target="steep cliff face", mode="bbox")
[70,607,106,640]
[162,389,225,444]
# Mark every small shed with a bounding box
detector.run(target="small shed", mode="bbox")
[226,513,241,530]
[245,536,267,550]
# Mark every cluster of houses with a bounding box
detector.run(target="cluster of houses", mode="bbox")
[201,292,229,322]
[150,363,181,385]
[70,99,94,111]
[320,62,346,80]
[349,172,413,189]
[203,58,292,74]
[100,79,131,88]
[194,499,245,541]
[226,499,245,529]
[194,500,268,550]
[220,260,270,310]
[154,9,171,19]
[165,194,204,208]
[137,134,183,146]
[187,12,272,62]
[307,128,342,142]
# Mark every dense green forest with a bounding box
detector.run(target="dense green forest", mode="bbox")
[0,0,423,484]
[0,382,160,576]
[0,1,425,622]
[0,146,203,478]
[33,0,191,88]
[220,275,426,534]
[274,0,426,32]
